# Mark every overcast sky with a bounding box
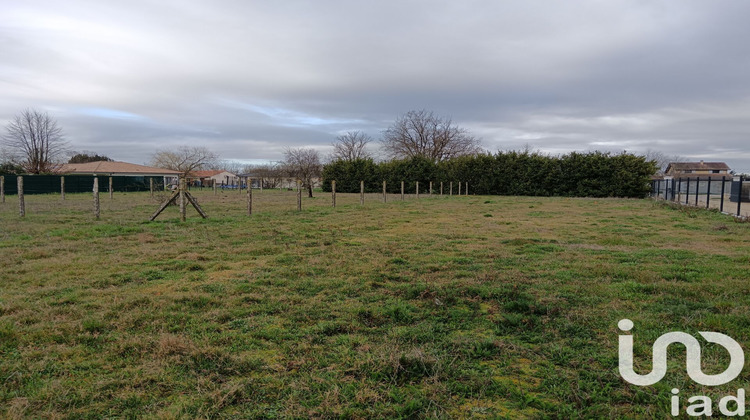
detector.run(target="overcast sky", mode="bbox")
[2,0,749,172]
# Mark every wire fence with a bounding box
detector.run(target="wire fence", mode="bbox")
[0,176,468,221]
[650,175,748,219]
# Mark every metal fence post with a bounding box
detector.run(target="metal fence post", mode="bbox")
[694,176,699,206]
[705,177,711,209]
[738,176,744,217]
[685,177,690,205]
[720,176,726,213]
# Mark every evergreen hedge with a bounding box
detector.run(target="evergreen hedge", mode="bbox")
[321,151,655,198]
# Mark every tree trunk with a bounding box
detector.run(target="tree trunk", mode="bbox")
[307,184,313,198]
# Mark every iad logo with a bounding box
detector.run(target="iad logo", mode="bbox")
[617,319,746,417]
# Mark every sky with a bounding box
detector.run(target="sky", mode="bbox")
[1,0,749,172]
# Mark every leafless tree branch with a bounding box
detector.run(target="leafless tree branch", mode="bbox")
[381,109,482,161]
[2,108,68,173]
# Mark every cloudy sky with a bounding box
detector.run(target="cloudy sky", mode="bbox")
[2,0,749,171]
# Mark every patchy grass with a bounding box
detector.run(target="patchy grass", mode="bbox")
[1,190,749,418]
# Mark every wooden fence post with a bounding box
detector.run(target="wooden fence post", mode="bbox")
[109,176,113,199]
[297,179,302,211]
[0,175,4,203]
[93,177,100,220]
[416,181,420,199]
[465,182,469,196]
[247,179,253,216]
[332,180,336,207]
[213,180,217,195]
[458,182,462,196]
[61,176,65,200]
[440,181,443,196]
[150,178,154,197]
[450,182,453,196]
[17,176,24,217]
[401,181,404,201]
[429,181,433,195]
[360,180,365,205]
[383,180,387,203]
[179,178,186,222]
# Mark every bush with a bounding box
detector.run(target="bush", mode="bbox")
[321,151,656,198]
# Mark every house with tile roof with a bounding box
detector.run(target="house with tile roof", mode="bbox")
[665,161,731,179]
[58,161,181,177]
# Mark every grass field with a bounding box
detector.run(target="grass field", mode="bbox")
[1,190,749,418]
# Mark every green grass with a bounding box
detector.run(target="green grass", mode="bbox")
[1,190,749,418]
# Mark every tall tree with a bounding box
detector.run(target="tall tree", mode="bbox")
[332,131,372,161]
[283,147,321,198]
[149,146,218,177]
[2,109,68,174]
[381,109,482,162]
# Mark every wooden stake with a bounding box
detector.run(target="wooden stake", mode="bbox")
[247,179,253,216]
[440,181,443,196]
[332,180,336,207]
[401,181,404,200]
[450,182,453,196]
[360,180,364,205]
[213,180,217,195]
[297,179,302,211]
[93,177,100,220]
[383,180,387,203]
[429,181,433,195]
[458,182,462,196]
[179,178,186,222]
[109,176,113,199]
[17,176,24,217]
[416,181,420,199]
[465,182,469,196]
[61,176,65,200]
[0,175,4,203]
[150,178,154,197]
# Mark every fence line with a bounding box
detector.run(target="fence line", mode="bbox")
[0,175,470,220]
[650,175,748,219]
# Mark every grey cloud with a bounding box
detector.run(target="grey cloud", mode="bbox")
[1,0,749,172]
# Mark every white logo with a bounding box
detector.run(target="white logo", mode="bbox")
[618,319,744,386]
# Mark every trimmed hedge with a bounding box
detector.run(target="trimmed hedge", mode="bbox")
[322,151,655,198]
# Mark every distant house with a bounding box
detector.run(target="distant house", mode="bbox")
[665,161,731,179]
[58,161,181,177]
[189,170,239,187]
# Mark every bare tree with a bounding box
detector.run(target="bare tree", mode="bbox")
[2,109,68,173]
[211,159,245,174]
[332,131,373,161]
[381,109,482,162]
[244,162,285,188]
[150,146,218,177]
[642,149,684,174]
[283,148,321,198]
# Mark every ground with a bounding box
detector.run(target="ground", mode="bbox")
[1,190,749,418]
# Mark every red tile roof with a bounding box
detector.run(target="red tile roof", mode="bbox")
[58,161,181,176]
[189,170,227,177]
